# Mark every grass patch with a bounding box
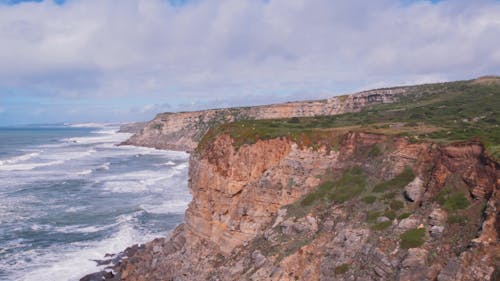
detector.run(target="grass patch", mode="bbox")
[362,195,377,204]
[400,228,426,249]
[384,210,396,220]
[437,187,470,212]
[300,167,367,206]
[373,167,415,193]
[198,80,500,161]
[368,144,382,157]
[390,200,404,211]
[334,263,350,275]
[398,212,412,220]
[371,221,392,231]
[367,211,381,223]
[382,191,397,200]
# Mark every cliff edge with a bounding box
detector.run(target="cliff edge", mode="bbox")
[83,77,500,281]
[121,87,408,151]
[92,131,499,281]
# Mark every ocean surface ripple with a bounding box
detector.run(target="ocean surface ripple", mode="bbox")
[0,124,190,281]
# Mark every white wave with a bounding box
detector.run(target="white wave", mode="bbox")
[155,161,176,167]
[92,129,119,135]
[15,219,165,281]
[140,199,190,214]
[66,123,107,128]
[0,152,40,166]
[76,169,93,176]
[0,160,65,171]
[103,181,149,193]
[173,162,189,171]
[55,224,110,234]
[97,162,110,171]
[65,206,87,213]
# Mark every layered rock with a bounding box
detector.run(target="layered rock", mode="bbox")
[90,132,499,281]
[122,87,408,151]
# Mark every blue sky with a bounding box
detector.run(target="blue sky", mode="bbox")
[0,0,499,125]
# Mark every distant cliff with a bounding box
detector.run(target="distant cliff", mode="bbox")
[122,87,408,151]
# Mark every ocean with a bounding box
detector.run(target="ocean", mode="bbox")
[0,124,190,281]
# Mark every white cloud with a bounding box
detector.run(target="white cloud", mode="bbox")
[0,0,499,122]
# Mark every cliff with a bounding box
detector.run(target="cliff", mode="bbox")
[121,87,408,151]
[92,131,499,281]
[82,77,499,281]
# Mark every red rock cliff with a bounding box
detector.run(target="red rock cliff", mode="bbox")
[102,132,499,281]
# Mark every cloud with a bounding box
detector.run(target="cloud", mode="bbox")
[0,0,499,124]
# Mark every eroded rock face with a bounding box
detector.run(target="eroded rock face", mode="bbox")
[92,133,499,281]
[122,88,408,151]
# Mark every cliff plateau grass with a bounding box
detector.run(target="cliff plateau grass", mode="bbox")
[198,80,500,160]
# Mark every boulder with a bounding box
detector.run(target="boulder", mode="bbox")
[404,177,424,202]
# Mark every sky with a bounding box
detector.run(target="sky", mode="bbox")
[0,0,499,125]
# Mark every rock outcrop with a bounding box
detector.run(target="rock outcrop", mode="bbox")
[122,87,408,151]
[88,132,499,281]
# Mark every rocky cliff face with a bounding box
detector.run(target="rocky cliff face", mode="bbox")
[92,131,499,281]
[122,87,407,151]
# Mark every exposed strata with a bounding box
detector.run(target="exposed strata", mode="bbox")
[86,131,499,281]
[121,87,408,151]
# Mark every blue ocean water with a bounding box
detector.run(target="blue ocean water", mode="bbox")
[0,124,190,281]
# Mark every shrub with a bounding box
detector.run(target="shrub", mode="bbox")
[373,167,415,193]
[288,117,301,124]
[151,123,163,130]
[368,144,382,157]
[334,263,350,275]
[367,211,381,223]
[362,195,376,204]
[398,212,411,220]
[390,200,404,211]
[437,187,470,211]
[384,210,396,220]
[300,167,367,206]
[382,191,397,200]
[400,228,426,249]
[301,192,319,206]
[371,221,392,231]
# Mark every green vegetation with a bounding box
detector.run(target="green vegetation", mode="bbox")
[334,263,350,275]
[437,187,470,212]
[367,211,381,223]
[151,123,163,130]
[368,144,382,157]
[384,210,396,220]
[381,191,397,200]
[390,200,404,211]
[362,195,377,204]
[373,167,415,193]
[198,80,500,160]
[400,228,426,249]
[300,167,367,206]
[371,221,392,231]
[398,212,412,220]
